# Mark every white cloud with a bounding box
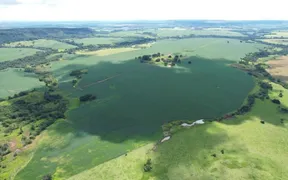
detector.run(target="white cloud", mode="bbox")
[0,0,287,21]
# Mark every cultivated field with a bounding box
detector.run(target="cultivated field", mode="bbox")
[260,39,288,45]
[265,30,288,38]
[4,39,76,50]
[72,37,125,45]
[267,56,288,82]
[12,37,267,179]
[0,48,39,62]
[68,84,288,180]
[154,28,245,37]
[76,47,139,56]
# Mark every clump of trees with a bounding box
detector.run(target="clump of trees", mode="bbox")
[0,91,67,146]
[271,99,281,104]
[42,174,52,180]
[143,159,152,172]
[79,94,96,102]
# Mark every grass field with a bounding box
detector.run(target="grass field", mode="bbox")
[4,39,76,50]
[72,37,125,45]
[0,48,39,62]
[0,69,44,98]
[68,84,288,180]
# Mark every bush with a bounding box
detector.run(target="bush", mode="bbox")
[143,159,152,172]
[42,174,52,180]
[271,99,281,104]
[79,94,96,102]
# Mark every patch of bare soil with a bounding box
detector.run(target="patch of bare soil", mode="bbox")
[267,56,288,82]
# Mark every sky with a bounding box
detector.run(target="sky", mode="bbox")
[0,0,287,21]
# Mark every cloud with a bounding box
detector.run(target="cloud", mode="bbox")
[0,0,20,5]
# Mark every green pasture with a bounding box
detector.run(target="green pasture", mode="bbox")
[4,39,76,50]
[71,37,125,45]
[0,69,44,98]
[68,92,288,180]
[0,48,39,62]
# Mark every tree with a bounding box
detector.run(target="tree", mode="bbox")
[271,99,281,104]
[279,92,283,98]
[79,94,96,102]
[143,159,152,172]
[42,174,52,180]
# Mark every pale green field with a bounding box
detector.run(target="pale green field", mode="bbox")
[0,69,44,98]
[0,48,39,62]
[72,37,125,45]
[154,28,245,37]
[265,31,288,38]
[4,39,76,50]
[68,84,288,180]
[109,31,153,38]
[260,38,288,45]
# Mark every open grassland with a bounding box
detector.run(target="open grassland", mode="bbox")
[76,47,139,56]
[0,48,39,62]
[68,84,288,180]
[0,69,44,98]
[265,30,288,38]
[267,56,288,82]
[71,37,125,45]
[154,28,245,37]
[4,39,76,50]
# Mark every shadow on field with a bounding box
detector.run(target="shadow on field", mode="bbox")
[52,55,254,143]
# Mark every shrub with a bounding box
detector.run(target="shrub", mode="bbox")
[271,99,281,104]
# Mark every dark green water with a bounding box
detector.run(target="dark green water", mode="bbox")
[61,56,254,141]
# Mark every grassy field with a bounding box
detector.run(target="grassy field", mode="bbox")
[0,48,39,62]
[72,37,125,45]
[68,84,288,180]
[0,69,44,98]
[4,39,76,50]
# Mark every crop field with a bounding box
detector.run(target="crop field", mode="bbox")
[76,47,139,56]
[0,69,44,98]
[154,28,245,37]
[11,37,267,179]
[72,37,125,45]
[109,30,154,38]
[68,85,288,180]
[265,31,288,38]
[267,56,288,82]
[260,38,288,45]
[4,39,76,50]
[0,48,39,62]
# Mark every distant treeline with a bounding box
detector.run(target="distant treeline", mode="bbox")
[0,28,95,45]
